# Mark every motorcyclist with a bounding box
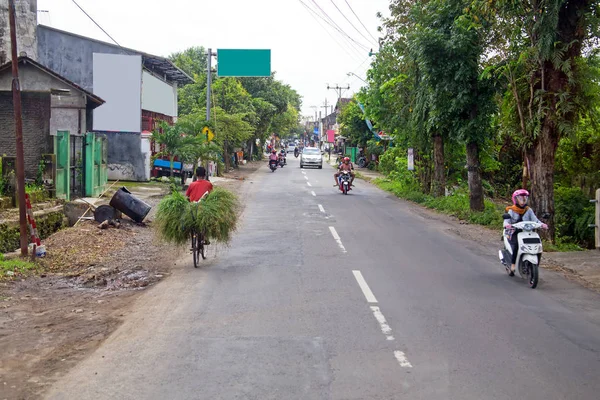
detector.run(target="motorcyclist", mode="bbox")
[294,147,299,157]
[269,150,279,168]
[504,189,548,275]
[279,148,286,164]
[334,157,355,187]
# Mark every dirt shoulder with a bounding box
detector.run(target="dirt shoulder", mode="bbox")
[0,161,262,400]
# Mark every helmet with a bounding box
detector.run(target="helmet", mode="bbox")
[512,189,529,207]
[343,157,350,162]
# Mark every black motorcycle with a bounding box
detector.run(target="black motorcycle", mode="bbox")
[294,148,299,158]
[269,160,278,172]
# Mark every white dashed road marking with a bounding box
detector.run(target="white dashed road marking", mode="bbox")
[329,226,347,253]
[352,270,377,303]
[304,176,309,180]
[311,191,316,197]
[318,204,325,213]
[370,306,395,341]
[307,182,312,187]
[394,351,413,368]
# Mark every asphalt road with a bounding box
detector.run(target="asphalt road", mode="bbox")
[45,155,600,400]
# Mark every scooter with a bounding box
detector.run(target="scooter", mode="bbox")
[294,148,299,158]
[278,157,286,168]
[338,170,352,195]
[498,218,543,289]
[269,160,278,172]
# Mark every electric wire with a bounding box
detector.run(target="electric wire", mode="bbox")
[297,0,365,62]
[71,0,124,49]
[308,0,370,51]
[344,0,379,43]
[330,0,377,47]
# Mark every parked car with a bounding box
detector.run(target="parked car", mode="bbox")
[300,147,323,169]
[287,143,296,153]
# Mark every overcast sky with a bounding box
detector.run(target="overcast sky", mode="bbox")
[37,0,390,118]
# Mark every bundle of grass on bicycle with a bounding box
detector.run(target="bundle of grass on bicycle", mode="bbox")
[154,188,239,265]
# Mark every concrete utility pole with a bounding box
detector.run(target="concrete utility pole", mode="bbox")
[327,84,350,103]
[591,189,600,250]
[321,99,329,139]
[205,48,215,180]
[8,0,29,256]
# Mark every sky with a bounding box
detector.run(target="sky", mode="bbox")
[37,0,390,119]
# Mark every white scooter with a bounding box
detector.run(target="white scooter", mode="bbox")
[498,218,543,289]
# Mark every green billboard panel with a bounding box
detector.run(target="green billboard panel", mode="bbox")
[217,49,271,77]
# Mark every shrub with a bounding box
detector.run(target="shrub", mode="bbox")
[554,186,595,248]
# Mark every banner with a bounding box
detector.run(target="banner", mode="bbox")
[327,130,336,143]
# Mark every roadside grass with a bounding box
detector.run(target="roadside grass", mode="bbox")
[373,178,502,227]
[0,254,38,279]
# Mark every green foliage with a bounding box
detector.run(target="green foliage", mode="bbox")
[554,186,595,248]
[0,256,37,279]
[155,188,239,245]
[339,98,371,147]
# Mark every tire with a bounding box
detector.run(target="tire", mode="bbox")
[343,185,348,195]
[300,164,304,168]
[527,261,539,288]
[358,158,366,168]
[318,165,323,169]
[192,232,199,268]
[199,233,206,260]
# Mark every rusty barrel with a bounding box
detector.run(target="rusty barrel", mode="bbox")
[109,187,151,223]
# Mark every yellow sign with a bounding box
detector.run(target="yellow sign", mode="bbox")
[202,126,214,141]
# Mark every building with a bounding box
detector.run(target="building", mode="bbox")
[0,56,105,198]
[0,0,194,181]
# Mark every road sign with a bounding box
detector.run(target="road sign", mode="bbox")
[202,126,214,141]
[216,49,271,77]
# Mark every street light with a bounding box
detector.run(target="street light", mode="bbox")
[347,72,367,84]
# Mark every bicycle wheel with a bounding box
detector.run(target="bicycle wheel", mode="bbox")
[192,231,199,268]
[198,233,206,260]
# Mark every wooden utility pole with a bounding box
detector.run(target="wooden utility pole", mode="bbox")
[8,0,29,256]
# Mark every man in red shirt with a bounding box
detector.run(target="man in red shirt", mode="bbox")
[186,166,213,202]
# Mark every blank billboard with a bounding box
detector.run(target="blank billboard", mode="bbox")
[93,54,142,132]
[142,71,177,117]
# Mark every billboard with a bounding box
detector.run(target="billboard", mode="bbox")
[93,54,142,132]
[142,71,177,117]
[327,130,336,143]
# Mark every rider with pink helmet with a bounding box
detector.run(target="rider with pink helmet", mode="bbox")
[504,189,548,275]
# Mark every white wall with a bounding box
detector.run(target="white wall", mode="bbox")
[92,53,142,132]
[141,71,177,117]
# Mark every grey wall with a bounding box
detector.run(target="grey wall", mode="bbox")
[0,0,38,65]
[36,25,129,92]
[97,132,146,181]
[0,91,51,179]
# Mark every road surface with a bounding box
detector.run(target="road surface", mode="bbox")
[45,156,600,400]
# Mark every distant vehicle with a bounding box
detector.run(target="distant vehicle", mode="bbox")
[287,143,296,153]
[152,159,191,183]
[300,147,323,169]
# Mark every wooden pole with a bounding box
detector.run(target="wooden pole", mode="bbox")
[8,0,29,257]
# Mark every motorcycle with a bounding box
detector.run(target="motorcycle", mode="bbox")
[357,154,368,168]
[498,218,543,288]
[278,157,286,167]
[294,148,299,158]
[269,160,278,172]
[338,170,352,195]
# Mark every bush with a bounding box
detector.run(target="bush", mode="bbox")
[554,186,595,248]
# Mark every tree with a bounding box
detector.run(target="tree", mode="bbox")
[338,98,371,147]
[177,112,219,179]
[479,0,599,240]
[169,47,207,116]
[151,121,184,177]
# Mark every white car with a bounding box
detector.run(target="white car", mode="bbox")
[287,143,296,153]
[300,147,323,169]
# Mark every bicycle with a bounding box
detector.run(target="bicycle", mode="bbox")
[190,192,209,268]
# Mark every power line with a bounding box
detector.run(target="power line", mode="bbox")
[343,0,378,43]
[308,0,370,51]
[297,0,364,62]
[330,0,377,47]
[71,0,124,49]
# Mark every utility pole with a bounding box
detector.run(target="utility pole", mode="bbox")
[205,48,214,180]
[9,0,28,256]
[321,99,329,139]
[327,84,350,103]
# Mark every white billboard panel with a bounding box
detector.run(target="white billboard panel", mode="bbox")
[142,71,177,117]
[93,54,142,132]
